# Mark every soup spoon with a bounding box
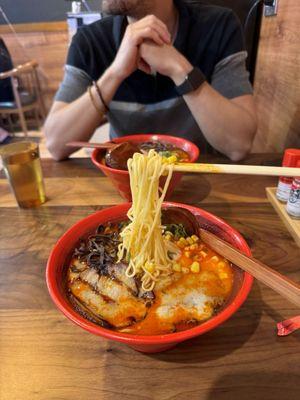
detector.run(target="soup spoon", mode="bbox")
[66,141,139,170]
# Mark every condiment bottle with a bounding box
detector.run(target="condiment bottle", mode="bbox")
[286,160,300,219]
[276,149,300,202]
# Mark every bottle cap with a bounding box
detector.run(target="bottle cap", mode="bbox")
[282,149,300,167]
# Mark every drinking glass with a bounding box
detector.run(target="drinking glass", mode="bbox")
[1,141,46,208]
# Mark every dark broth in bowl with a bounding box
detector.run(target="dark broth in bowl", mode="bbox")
[66,221,234,335]
[104,141,190,170]
[139,141,190,162]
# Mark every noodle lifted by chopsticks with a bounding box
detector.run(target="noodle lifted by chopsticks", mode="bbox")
[118,150,174,291]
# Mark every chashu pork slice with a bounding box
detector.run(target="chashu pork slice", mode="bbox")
[69,267,147,329]
[155,274,224,329]
[106,263,138,295]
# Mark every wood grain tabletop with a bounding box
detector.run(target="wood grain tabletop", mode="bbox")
[0,154,299,400]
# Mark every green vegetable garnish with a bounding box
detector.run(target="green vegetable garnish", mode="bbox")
[163,223,188,240]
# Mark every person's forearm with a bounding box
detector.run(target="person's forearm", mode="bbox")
[183,83,257,161]
[44,67,122,161]
[45,15,172,161]
[171,62,257,161]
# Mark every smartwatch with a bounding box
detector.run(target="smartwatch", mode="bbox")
[175,67,206,96]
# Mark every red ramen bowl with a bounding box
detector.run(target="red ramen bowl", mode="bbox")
[46,202,253,353]
[91,134,199,201]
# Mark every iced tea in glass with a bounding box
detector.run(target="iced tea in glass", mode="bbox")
[1,141,46,208]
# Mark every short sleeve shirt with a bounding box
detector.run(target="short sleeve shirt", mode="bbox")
[55,0,253,153]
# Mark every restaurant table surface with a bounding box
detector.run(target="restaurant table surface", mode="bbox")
[0,153,299,400]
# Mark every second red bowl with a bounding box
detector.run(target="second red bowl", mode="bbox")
[91,134,200,201]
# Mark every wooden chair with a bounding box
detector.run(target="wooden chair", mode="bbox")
[0,60,46,137]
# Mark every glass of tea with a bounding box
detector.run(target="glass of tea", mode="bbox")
[0,141,46,208]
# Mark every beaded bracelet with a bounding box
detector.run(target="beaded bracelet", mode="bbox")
[93,81,109,113]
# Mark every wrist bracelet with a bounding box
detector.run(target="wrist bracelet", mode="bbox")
[93,81,109,112]
[88,86,103,113]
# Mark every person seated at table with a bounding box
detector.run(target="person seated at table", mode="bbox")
[44,0,257,161]
[0,37,14,144]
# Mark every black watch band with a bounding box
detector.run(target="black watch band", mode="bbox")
[175,67,206,96]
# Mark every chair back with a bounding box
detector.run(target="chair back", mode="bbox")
[184,0,263,82]
[0,60,46,117]
[5,61,37,99]
[0,61,46,128]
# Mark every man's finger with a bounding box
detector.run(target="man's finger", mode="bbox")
[151,22,171,44]
[135,27,165,46]
[133,20,171,44]
[137,57,152,74]
[139,14,169,34]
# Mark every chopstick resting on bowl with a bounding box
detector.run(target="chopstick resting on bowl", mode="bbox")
[172,163,300,177]
[66,141,300,177]
[67,141,116,149]
[200,229,300,308]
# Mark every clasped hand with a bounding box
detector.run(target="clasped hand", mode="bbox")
[110,15,192,85]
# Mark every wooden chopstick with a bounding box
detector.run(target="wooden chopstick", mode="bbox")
[66,141,115,149]
[172,163,300,177]
[200,229,300,308]
[65,145,300,177]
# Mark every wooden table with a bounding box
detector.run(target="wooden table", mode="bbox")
[1,154,299,400]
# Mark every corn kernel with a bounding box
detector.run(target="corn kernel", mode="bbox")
[182,267,190,274]
[191,235,199,242]
[165,235,172,241]
[217,261,226,269]
[190,261,200,273]
[200,251,208,258]
[219,272,228,279]
[167,155,178,164]
[173,263,182,272]
[190,244,198,250]
[186,237,194,245]
[184,251,191,258]
[211,256,219,263]
[177,241,186,249]
[180,237,188,244]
